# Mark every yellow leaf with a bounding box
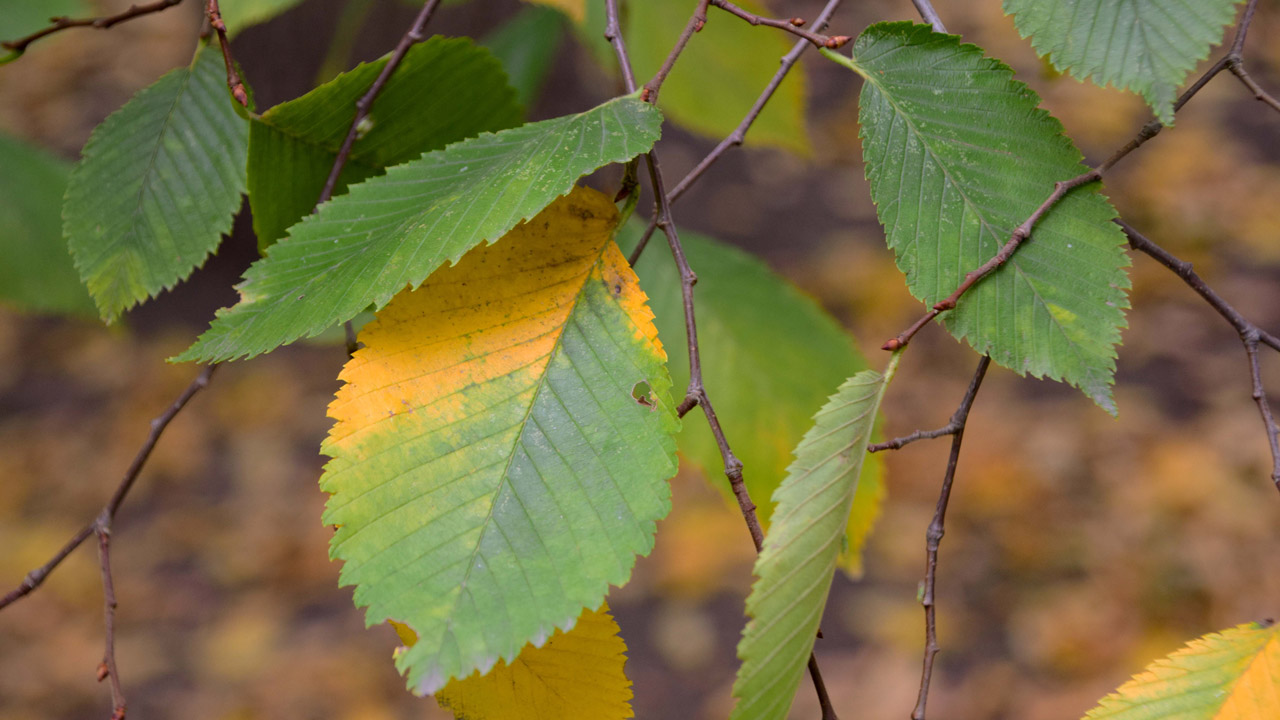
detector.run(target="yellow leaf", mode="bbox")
[523,0,583,23]
[435,604,634,720]
[1084,621,1280,720]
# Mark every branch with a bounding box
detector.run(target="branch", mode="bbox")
[1224,1,1280,115]
[910,0,948,33]
[912,356,990,720]
[630,0,847,265]
[95,523,125,720]
[0,0,183,62]
[708,0,850,49]
[0,364,217,611]
[882,0,1264,351]
[607,3,837,716]
[1119,221,1280,491]
[203,0,249,107]
[868,355,991,453]
[641,0,710,102]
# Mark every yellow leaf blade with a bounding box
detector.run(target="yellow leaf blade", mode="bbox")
[436,604,634,720]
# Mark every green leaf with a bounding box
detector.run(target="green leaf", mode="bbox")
[731,356,900,720]
[1003,0,1242,126]
[218,0,308,36]
[827,23,1130,413]
[175,94,663,363]
[621,224,883,575]
[0,133,94,316]
[248,36,521,248]
[623,0,809,153]
[1083,621,1280,719]
[481,6,565,109]
[322,188,677,694]
[64,41,249,322]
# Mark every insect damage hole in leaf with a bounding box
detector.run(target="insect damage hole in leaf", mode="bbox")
[632,380,656,408]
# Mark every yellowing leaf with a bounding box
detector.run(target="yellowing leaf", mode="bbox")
[435,604,633,720]
[321,186,679,694]
[1084,621,1280,720]
[523,0,583,23]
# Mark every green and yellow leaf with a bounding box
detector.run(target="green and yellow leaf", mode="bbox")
[826,23,1130,413]
[321,186,678,694]
[731,356,900,720]
[435,603,633,720]
[63,41,249,321]
[177,94,662,363]
[1084,620,1280,720]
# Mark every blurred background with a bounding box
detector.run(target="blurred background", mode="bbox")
[1,0,1279,718]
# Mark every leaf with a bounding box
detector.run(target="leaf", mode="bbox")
[176,94,662,363]
[482,6,565,109]
[1083,620,1280,719]
[63,41,249,321]
[1003,0,1242,126]
[435,604,633,720]
[248,36,521,248]
[621,225,883,575]
[218,0,307,35]
[0,133,94,316]
[522,0,583,24]
[827,23,1130,413]
[731,356,900,720]
[623,0,809,153]
[320,186,678,694]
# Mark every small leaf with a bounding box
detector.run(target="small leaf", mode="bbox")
[1083,620,1280,719]
[435,604,633,720]
[731,357,900,720]
[827,23,1130,413]
[622,225,883,575]
[218,0,307,35]
[176,94,662,363]
[623,0,809,153]
[1003,0,1242,125]
[320,187,678,694]
[482,6,565,109]
[64,41,249,321]
[0,133,94,316]
[248,36,521,248]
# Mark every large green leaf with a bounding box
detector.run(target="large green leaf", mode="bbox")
[176,94,663,363]
[248,36,521,248]
[322,188,677,694]
[0,133,94,316]
[622,225,883,575]
[826,23,1130,413]
[1004,0,1241,126]
[731,357,899,720]
[63,41,249,321]
[481,5,565,109]
[622,0,809,153]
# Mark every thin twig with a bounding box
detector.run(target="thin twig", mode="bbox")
[912,356,990,720]
[0,364,217,610]
[1223,0,1280,117]
[204,1,249,107]
[882,0,1263,351]
[0,0,183,60]
[317,0,443,206]
[607,3,836,715]
[1119,221,1280,491]
[910,0,948,33]
[868,357,991,452]
[629,0,847,265]
[708,0,850,49]
[95,522,125,720]
[641,0,710,103]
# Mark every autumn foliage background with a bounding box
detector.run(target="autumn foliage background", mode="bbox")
[2,0,1280,718]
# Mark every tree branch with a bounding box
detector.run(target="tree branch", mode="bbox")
[881,0,1264,351]
[629,0,847,265]
[910,0,948,33]
[0,0,184,62]
[868,355,992,453]
[95,522,126,720]
[641,0,710,103]
[1119,221,1280,491]
[708,0,850,49]
[203,0,248,106]
[912,356,990,720]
